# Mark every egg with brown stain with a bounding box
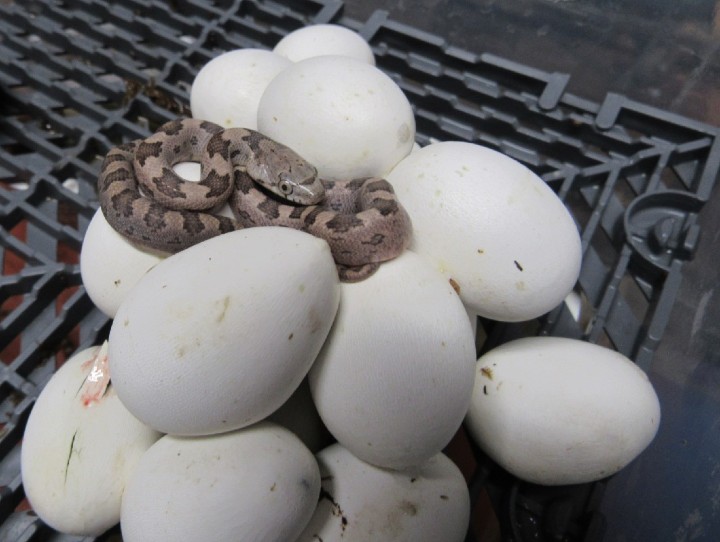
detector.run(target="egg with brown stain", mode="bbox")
[121,422,320,542]
[309,251,476,469]
[465,337,661,485]
[108,227,340,436]
[296,443,469,542]
[386,141,582,322]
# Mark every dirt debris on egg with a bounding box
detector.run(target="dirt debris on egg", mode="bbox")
[108,228,340,436]
[465,337,661,486]
[296,443,470,542]
[121,422,320,542]
[308,251,477,470]
[386,141,582,322]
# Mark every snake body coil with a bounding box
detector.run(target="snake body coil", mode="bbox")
[98,118,412,281]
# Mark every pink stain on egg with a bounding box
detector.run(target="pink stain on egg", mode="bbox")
[79,342,111,407]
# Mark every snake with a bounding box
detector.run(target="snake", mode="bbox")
[97,118,412,281]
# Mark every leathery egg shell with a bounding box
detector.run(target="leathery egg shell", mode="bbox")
[80,209,166,318]
[109,227,340,436]
[297,444,470,542]
[386,141,582,322]
[465,337,661,485]
[309,251,476,469]
[120,422,320,542]
[21,344,161,536]
[273,24,375,64]
[190,48,291,129]
[257,55,415,180]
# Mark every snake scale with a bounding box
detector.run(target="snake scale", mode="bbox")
[97,118,412,281]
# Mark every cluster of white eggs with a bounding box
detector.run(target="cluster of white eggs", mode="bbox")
[21,24,661,540]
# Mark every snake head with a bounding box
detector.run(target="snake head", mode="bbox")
[247,158,325,205]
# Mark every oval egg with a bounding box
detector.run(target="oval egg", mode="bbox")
[80,209,166,318]
[386,141,582,322]
[309,250,476,469]
[465,336,661,485]
[190,48,291,129]
[109,227,340,436]
[273,23,375,64]
[121,422,320,542]
[257,55,415,180]
[297,444,470,542]
[21,344,161,536]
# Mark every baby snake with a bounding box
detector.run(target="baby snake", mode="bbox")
[97,118,412,281]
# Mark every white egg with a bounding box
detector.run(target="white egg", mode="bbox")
[273,24,375,64]
[297,444,469,542]
[109,227,340,436]
[171,160,202,181]
[257,55,415,180]
[386,142,582,322]
[80,209,166,318]
[21,343,161,536]
[465,337,661,485]
[190,48,291,129]
[121,422,320,542]
[308,251,476,469]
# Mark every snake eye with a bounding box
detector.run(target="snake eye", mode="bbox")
[279,180,293,195]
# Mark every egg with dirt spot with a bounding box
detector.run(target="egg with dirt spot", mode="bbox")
[108,227,340,436]
[308,250,476,469]
[386,141,582,322]
[465,336,661,485]
[121,422,320,542]
[296,443,469,542]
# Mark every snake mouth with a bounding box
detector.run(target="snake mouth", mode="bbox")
[244,175,316,208]
[291,182,326,205]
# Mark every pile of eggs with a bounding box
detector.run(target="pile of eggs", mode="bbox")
[21,24,661,540]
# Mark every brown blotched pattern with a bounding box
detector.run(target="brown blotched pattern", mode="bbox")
[97,137,241,253]
[97,118,412,281]
[132,119,233,212]
[134,141,163,168]
[230,172,412,280]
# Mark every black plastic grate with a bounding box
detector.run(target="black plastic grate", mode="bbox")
[0,1,718,541]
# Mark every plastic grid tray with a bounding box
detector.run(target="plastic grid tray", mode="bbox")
[1,0,719,540]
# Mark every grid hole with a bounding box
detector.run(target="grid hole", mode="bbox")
[619,274,650,329]
[660,164,689,192]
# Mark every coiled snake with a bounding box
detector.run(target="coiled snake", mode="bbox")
[97,118,412,281]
